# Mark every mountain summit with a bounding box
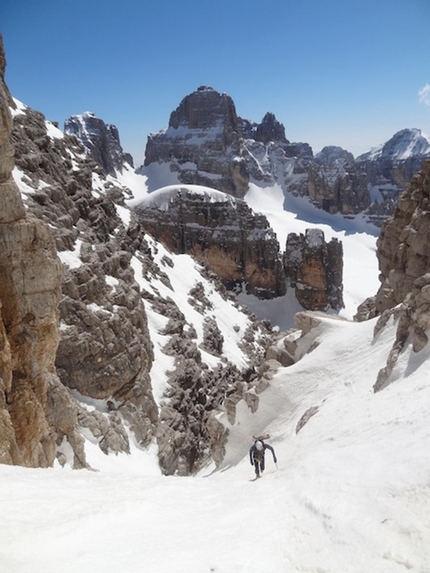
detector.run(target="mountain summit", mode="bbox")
[140,88,430,225]
[358,128,430,162]
[64,111,133,176]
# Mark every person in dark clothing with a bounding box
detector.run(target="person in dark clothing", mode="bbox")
[249,439,277,478]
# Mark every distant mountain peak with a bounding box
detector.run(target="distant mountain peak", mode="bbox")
[255,111,289,145]
[358,128,430,162]
[168,85,238,131]
[64,112,133,175]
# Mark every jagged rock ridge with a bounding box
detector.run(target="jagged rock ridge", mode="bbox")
[142,87,430,224]
[64,112,133,176]
[355,159,430,391]
[135,185,286,299]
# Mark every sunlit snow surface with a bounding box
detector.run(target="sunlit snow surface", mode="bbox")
[1,315,430,572]
[6,117,429,571]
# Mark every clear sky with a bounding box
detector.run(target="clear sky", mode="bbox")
[2,0,430,164]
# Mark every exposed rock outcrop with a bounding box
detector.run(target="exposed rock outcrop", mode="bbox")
[357,129,430,201]
[135,186,286,299]
[64,112,133,176]
[0,34,83,467]
[11,100,158,461]
[284,229,344,310]
[254,112,289,146]
[142,87,429,223]
[364,160,430,316]
[143,86,249,197]
[7,73,274,473]
[354,159,430,391]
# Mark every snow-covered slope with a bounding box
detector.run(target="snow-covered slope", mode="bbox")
[2,311,429,573]
[358,128,430,162]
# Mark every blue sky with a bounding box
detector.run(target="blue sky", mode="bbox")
[2,0,430,163]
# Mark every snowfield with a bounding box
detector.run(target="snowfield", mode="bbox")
[1,313,430,573]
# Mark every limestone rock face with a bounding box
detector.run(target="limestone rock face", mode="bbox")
[355,159,430,391]
[142,88,430,227]
[142,87,418,221]
[372,160,430,314]
[284,229,343,310]
[143,86,249,198]
[11,100,158,462]
[0,34,73,467]
[64,112,133,176]
[135,186,286,298]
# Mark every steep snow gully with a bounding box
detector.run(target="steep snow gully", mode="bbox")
[2,311,430,573]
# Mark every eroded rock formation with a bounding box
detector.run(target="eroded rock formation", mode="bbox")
[11,99,158,463]
[0,34,83,467]
[140,86,430,222]
[355,159,430,391]
[6,63,274,474]
[143,86,249,197]
[64,112,133,176]
[284,229,344,310]
[135,187,286,299]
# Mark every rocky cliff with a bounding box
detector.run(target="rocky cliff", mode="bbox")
[0,36,81,467]
[355,159,430,391]
[64,112,133,176]
[284,229,343,310]
[135,185,286,299]
[141,87,430,225]
[2,36,276,474]
[143,86,250,197]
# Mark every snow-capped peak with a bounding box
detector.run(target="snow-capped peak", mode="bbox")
[358,128,430,162]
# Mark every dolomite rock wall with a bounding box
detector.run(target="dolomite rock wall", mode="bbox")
[135,188,286,299]
[356,160,430,391]
[0,34,84,467]
[284,229,344,311]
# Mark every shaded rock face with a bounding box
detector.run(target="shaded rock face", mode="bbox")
[143,86,249,198]
[284,229,343,311]
[0,35,77,467]
[255,112,289,145]
[64,112,133,176]
[308,147,370,215]
[355,159,430,391]
[135,188,286,299]
[372,159,430,315]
